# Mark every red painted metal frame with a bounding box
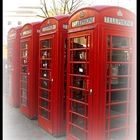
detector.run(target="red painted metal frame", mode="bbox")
[66,30,94,140]
[7,27,22,107]
[38,15,69,136]
[20,22,41,119]
[67,5,135,140]
[103,29,135,140]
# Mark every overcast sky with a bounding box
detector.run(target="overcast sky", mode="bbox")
[3,0,136,45]
[3,0,136,13]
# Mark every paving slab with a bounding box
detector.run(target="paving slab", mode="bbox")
[3,95,66,140]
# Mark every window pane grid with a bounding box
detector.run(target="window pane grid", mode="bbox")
[39,39,52,121]
[68,35,90,140]
[106,35,132,140]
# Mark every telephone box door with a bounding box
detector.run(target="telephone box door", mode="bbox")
[38,34,55,133]
[20,38,30,108]
[104,29,135,140]
[67,30,94,140]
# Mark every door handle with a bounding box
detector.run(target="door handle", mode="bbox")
[51,78,54,82]
[89,88,93,96]
[27,72,30,76]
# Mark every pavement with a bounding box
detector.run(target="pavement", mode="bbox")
[3,59,66,140]
[3,94,66,140]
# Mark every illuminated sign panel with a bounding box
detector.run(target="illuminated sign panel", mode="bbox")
[72,17,95,27]
[9,32,16,38]
[22,29,32,36]
[104,16,133,27]
[42,24,56,32]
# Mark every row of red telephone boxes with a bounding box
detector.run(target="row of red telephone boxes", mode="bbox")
[7,5,136,140]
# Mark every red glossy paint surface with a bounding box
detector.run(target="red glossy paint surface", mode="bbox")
[7,27,22,107]
[66,5,135,140]
[20,22,41,119]
[38,15,70,136]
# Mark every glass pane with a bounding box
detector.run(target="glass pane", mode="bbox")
[129,64,132,75]
[111,77,128,89]
[22,58,28,64]
[41,90,49,99]
[112,50,129,62]
[106,133,109,140]
[111,90,128,103]
[21,81,27,89]
[21,89,27,98]
[112,64,128,76]
[106,78,110,89]
[21,98,28,106]
[71,113,87,129]
[70,50,89,61]
[106,106,109,117]
[41,50,51,58]
[22,50,28,57]
[41,109,49,119]
[71,101,88,116]
[110,129,126,140]
[40,99,49,109]
[110,116,127,129]
[21,42,28,49]
[22,66,27,73]
[70,89,88,103]
[106,92,109,104]
[110,104,127,116]
[73,36,87,48]
[70,125,86,140]
[107,50,111,61]
[41,70,50,78]
[41,40,51,48]
[71,64,89,75]
[71,76,87,89]
[108,35,110,48]
[41,80,50,89]
[22,74,27,81]
[42,60,51,68]
[112,36,129,48]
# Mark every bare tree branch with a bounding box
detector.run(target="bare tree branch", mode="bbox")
[38,0,83,18]
[52,0,58,15]
[40,7,48,17]
[43,0,50,17]
[69,0,83,14]
[36,14,46,18]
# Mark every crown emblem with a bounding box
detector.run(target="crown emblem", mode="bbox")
[80,11,85,18]
[117,9,123,17]
[47,20,50,25]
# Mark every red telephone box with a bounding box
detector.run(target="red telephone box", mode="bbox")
[20,22,41,119]
[38,15,69,136]
[66,6,136,140]
[7,27,22,107]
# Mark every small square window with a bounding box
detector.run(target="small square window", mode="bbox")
[8,21,12,25]
[18,21,22,25]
